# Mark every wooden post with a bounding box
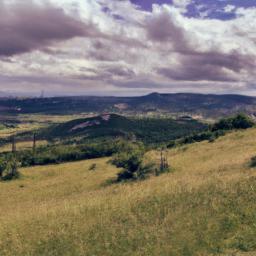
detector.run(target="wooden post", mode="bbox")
[160,148,169,172]
[160,148,164,172]
[33,133,36,154]
[164,149,169,169]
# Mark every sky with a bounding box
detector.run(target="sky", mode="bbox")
[0,0,255,97]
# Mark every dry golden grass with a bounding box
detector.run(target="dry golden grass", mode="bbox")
[0,114,93,138]
[0,140,48,153]
[1,128,256,255]
[18,113,94,124]
[0,123,43,138]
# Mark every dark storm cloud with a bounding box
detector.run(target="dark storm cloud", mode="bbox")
[105,66,135,78]
[0,2,99,56]
[76,66,135,81]
[158,51,256,82]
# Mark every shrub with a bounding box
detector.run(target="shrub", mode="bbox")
[89,163,97,171]
[0,138,128,168]
[0,157,7,178]
[111,142,154,182]
[115,151,143,182]
[172,114,253,148]
[134,162,156,180]
[1,156,20,181]
[231,114,254,129]
[167,140,176,148]
[212,114,254,131]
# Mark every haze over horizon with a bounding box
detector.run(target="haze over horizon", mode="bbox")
[0,0,255,97]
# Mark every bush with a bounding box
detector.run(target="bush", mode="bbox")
[212,114,254,131]
[172,114,253,148]
[0,157,7,178]
[1,156,20,181]
[111,142,155,182]
[115,150,144,181]
[89,163,97,171]
[0,138,129,168]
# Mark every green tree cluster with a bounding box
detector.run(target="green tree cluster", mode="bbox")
[111,142,156,182]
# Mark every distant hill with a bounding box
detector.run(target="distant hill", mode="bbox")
[1,93,256,118]
[44,114,206,144]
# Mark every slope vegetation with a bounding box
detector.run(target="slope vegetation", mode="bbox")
[44,113,206,144]
[1,128,256,255]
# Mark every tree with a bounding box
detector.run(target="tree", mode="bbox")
[211,114,254,131]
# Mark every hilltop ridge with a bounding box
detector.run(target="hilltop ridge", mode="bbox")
[43,113,206,144]
[1,93,256,119]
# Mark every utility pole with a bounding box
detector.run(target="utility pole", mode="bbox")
[33,133,36,154]
[160,148,164,172]
[40,90,45,98]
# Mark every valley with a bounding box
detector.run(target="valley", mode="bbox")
[0,94,256,256]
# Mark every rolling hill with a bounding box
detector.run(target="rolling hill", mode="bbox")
[43,113,207,144]
[1,93,256,119]
[1,128,256,255]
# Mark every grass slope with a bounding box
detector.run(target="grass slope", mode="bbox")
[1,129,256,255]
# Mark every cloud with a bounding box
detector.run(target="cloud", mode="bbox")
[0,1,99,56]
[224,5,236,13]
[172,0,191,13]
[146,8,186,45]
[158,50,255,82]
[145,4,256,84]
[0,0,256,96]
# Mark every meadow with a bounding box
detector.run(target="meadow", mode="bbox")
[0,140,48,153]
[0,128,256,255]
[0,113,93,139]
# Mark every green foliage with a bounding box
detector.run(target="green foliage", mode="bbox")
[212,113,254,131]
[131,117,206,144]
[168,114,254,148]
[168,130,225,148]
[0,138,140,168]
[136,162,157,180]
[111,142,156,182]
[250,156,256,167]
[42,114,206,145]
[0,156,20,181]
[0,157,7,178]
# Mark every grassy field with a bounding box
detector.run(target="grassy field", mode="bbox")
[18,114,94,124]
[0,114,93,138]
[0,140,48,153]
[1,129,256,255]
[0,123,42,139]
